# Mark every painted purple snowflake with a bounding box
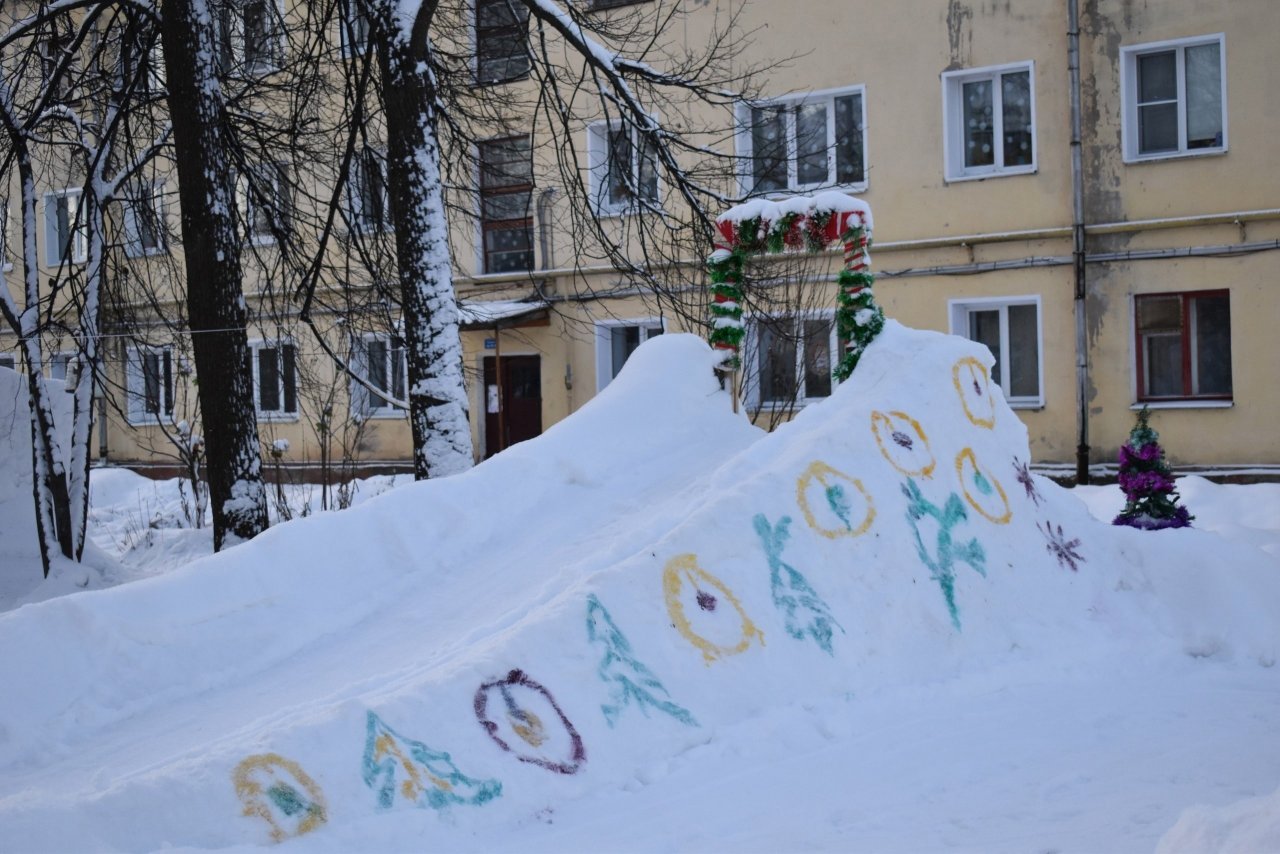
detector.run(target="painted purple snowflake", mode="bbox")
[1014,457,1041,506]
[1037,520,1084,572]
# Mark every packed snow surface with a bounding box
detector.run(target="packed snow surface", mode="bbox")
[2,325,1279,852]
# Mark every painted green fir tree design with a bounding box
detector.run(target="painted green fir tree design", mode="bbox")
[362,712,502,810]
[586,595,697,728]
[902,479,987,630]
[753,514,844,654]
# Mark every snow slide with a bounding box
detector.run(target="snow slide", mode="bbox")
[0,322,1277,851]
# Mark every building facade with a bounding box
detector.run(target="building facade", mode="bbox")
[3,0,1278,480]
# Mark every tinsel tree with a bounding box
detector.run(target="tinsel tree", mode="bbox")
[1112,406,1193,530]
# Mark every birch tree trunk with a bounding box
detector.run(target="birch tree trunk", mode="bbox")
[162,0,269,549]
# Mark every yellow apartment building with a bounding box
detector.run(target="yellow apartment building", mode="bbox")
[3,0,1278,481]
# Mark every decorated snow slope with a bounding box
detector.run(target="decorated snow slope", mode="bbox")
[1,324,1278,851]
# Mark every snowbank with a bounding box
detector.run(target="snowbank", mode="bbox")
[0,324,1277,852]
[1158,786,1280,853]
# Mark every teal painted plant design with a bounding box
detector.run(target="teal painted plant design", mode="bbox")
[902,479,987,630]
[586,594,698,728]
[754,514,844,654]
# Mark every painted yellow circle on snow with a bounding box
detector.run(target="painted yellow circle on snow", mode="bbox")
[955,447,1012,525]
[953,357,996,429]
[233,753,327,843]
[796,460,876,539]
[663,554,763,664]
[871,410,936,478]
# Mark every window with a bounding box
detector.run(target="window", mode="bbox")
[44,189,88,266]
[479,136,534,274]
[125,346,174,424]
[592,0,651,9]
[475,0,530,84]
[119,24,164,96]
[217,0,283,75]
[1135,291,1231,402]
[1122,35,1225,161]
[121,182,167,257]
[0,354,14,371]
[739,86,865,195]
[949,297,1042,406]
[349,148,391,234]
[594,321,662,391]
[244,163,291,244]
[49,352,73,381]
[340,2,370,56]
[250,341,298,418]
[41,30,76,98]
[588,121,659,215]
[942,62,1035,181]
[353,334,407,415]
[748,314,836,407]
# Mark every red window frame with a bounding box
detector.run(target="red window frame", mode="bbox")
[478,136,534,274]
[1134,289,1232,402]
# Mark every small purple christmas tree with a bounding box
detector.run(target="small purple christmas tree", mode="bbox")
[1112,407,1193,530]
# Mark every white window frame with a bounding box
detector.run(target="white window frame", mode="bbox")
[339,2,370,57]
[44,188,88,266]
[49,351,76,381]
[125,345,175,425]
[352,332,408,418]
[744,310,839,410]
[948,295,1044,408]
[594,318,664,392]
[587,120,661,216]
[941,61,1037,182]
[121,181,167,257]
[1120,34,1227,163]
[736,84,868,197]
[249,339,299,421]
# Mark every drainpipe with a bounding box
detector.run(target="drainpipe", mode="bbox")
[1068,0,1090,485]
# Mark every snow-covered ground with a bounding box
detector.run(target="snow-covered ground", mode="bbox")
[1,324,1278,853]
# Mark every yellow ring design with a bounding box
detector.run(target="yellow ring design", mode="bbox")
[871,410,936,478]
[663,554,764,664]
[796,460,875,539]
[953,357,996,429]
[955,447,1012,525]
[233,753,327,843]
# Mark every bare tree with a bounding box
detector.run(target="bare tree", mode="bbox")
[277,0,773,480]
[159,0,271,549]
[0,0,169,575]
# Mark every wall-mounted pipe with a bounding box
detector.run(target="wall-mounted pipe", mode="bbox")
[1068,0,1090,485]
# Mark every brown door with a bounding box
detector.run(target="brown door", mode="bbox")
[483,355,542,458]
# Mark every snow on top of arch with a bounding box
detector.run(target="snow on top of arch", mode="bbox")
[717,191,873,232]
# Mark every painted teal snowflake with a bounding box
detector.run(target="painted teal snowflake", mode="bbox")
[902,479,987,630]
[754,514,844,654]
[586,595,697,728]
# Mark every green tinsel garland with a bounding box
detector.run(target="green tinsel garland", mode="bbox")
[707,246,747,369]
[832,225,885,382]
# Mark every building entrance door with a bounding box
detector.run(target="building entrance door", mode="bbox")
[483,355,542,458]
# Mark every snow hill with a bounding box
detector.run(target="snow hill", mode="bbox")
[1,322,1278,852]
